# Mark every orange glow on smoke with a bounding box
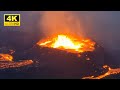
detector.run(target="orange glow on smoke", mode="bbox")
[37,34,96,53]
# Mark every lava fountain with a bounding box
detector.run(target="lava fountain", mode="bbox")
[37,34,96,54]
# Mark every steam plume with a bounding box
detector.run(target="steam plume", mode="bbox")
[39,11,85,38]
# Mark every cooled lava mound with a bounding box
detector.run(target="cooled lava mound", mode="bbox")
[18,40,105,79]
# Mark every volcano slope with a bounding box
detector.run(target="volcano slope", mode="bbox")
[10,42,105,79]
[0,31,106,79]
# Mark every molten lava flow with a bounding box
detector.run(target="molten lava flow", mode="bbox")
[82,65,120,79]
[0,60,33,69]
[0,53,33,69]
[37,34,96,53]
[0,54,13,61]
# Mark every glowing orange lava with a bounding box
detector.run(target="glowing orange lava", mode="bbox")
[82,65,120,79]
[0,54,13,61]
[0,53,33,69]
[37,34,96,53]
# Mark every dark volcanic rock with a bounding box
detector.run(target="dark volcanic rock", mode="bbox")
[14,43,105,79]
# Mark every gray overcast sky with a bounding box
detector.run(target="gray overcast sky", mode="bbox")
[0,11,120,50]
